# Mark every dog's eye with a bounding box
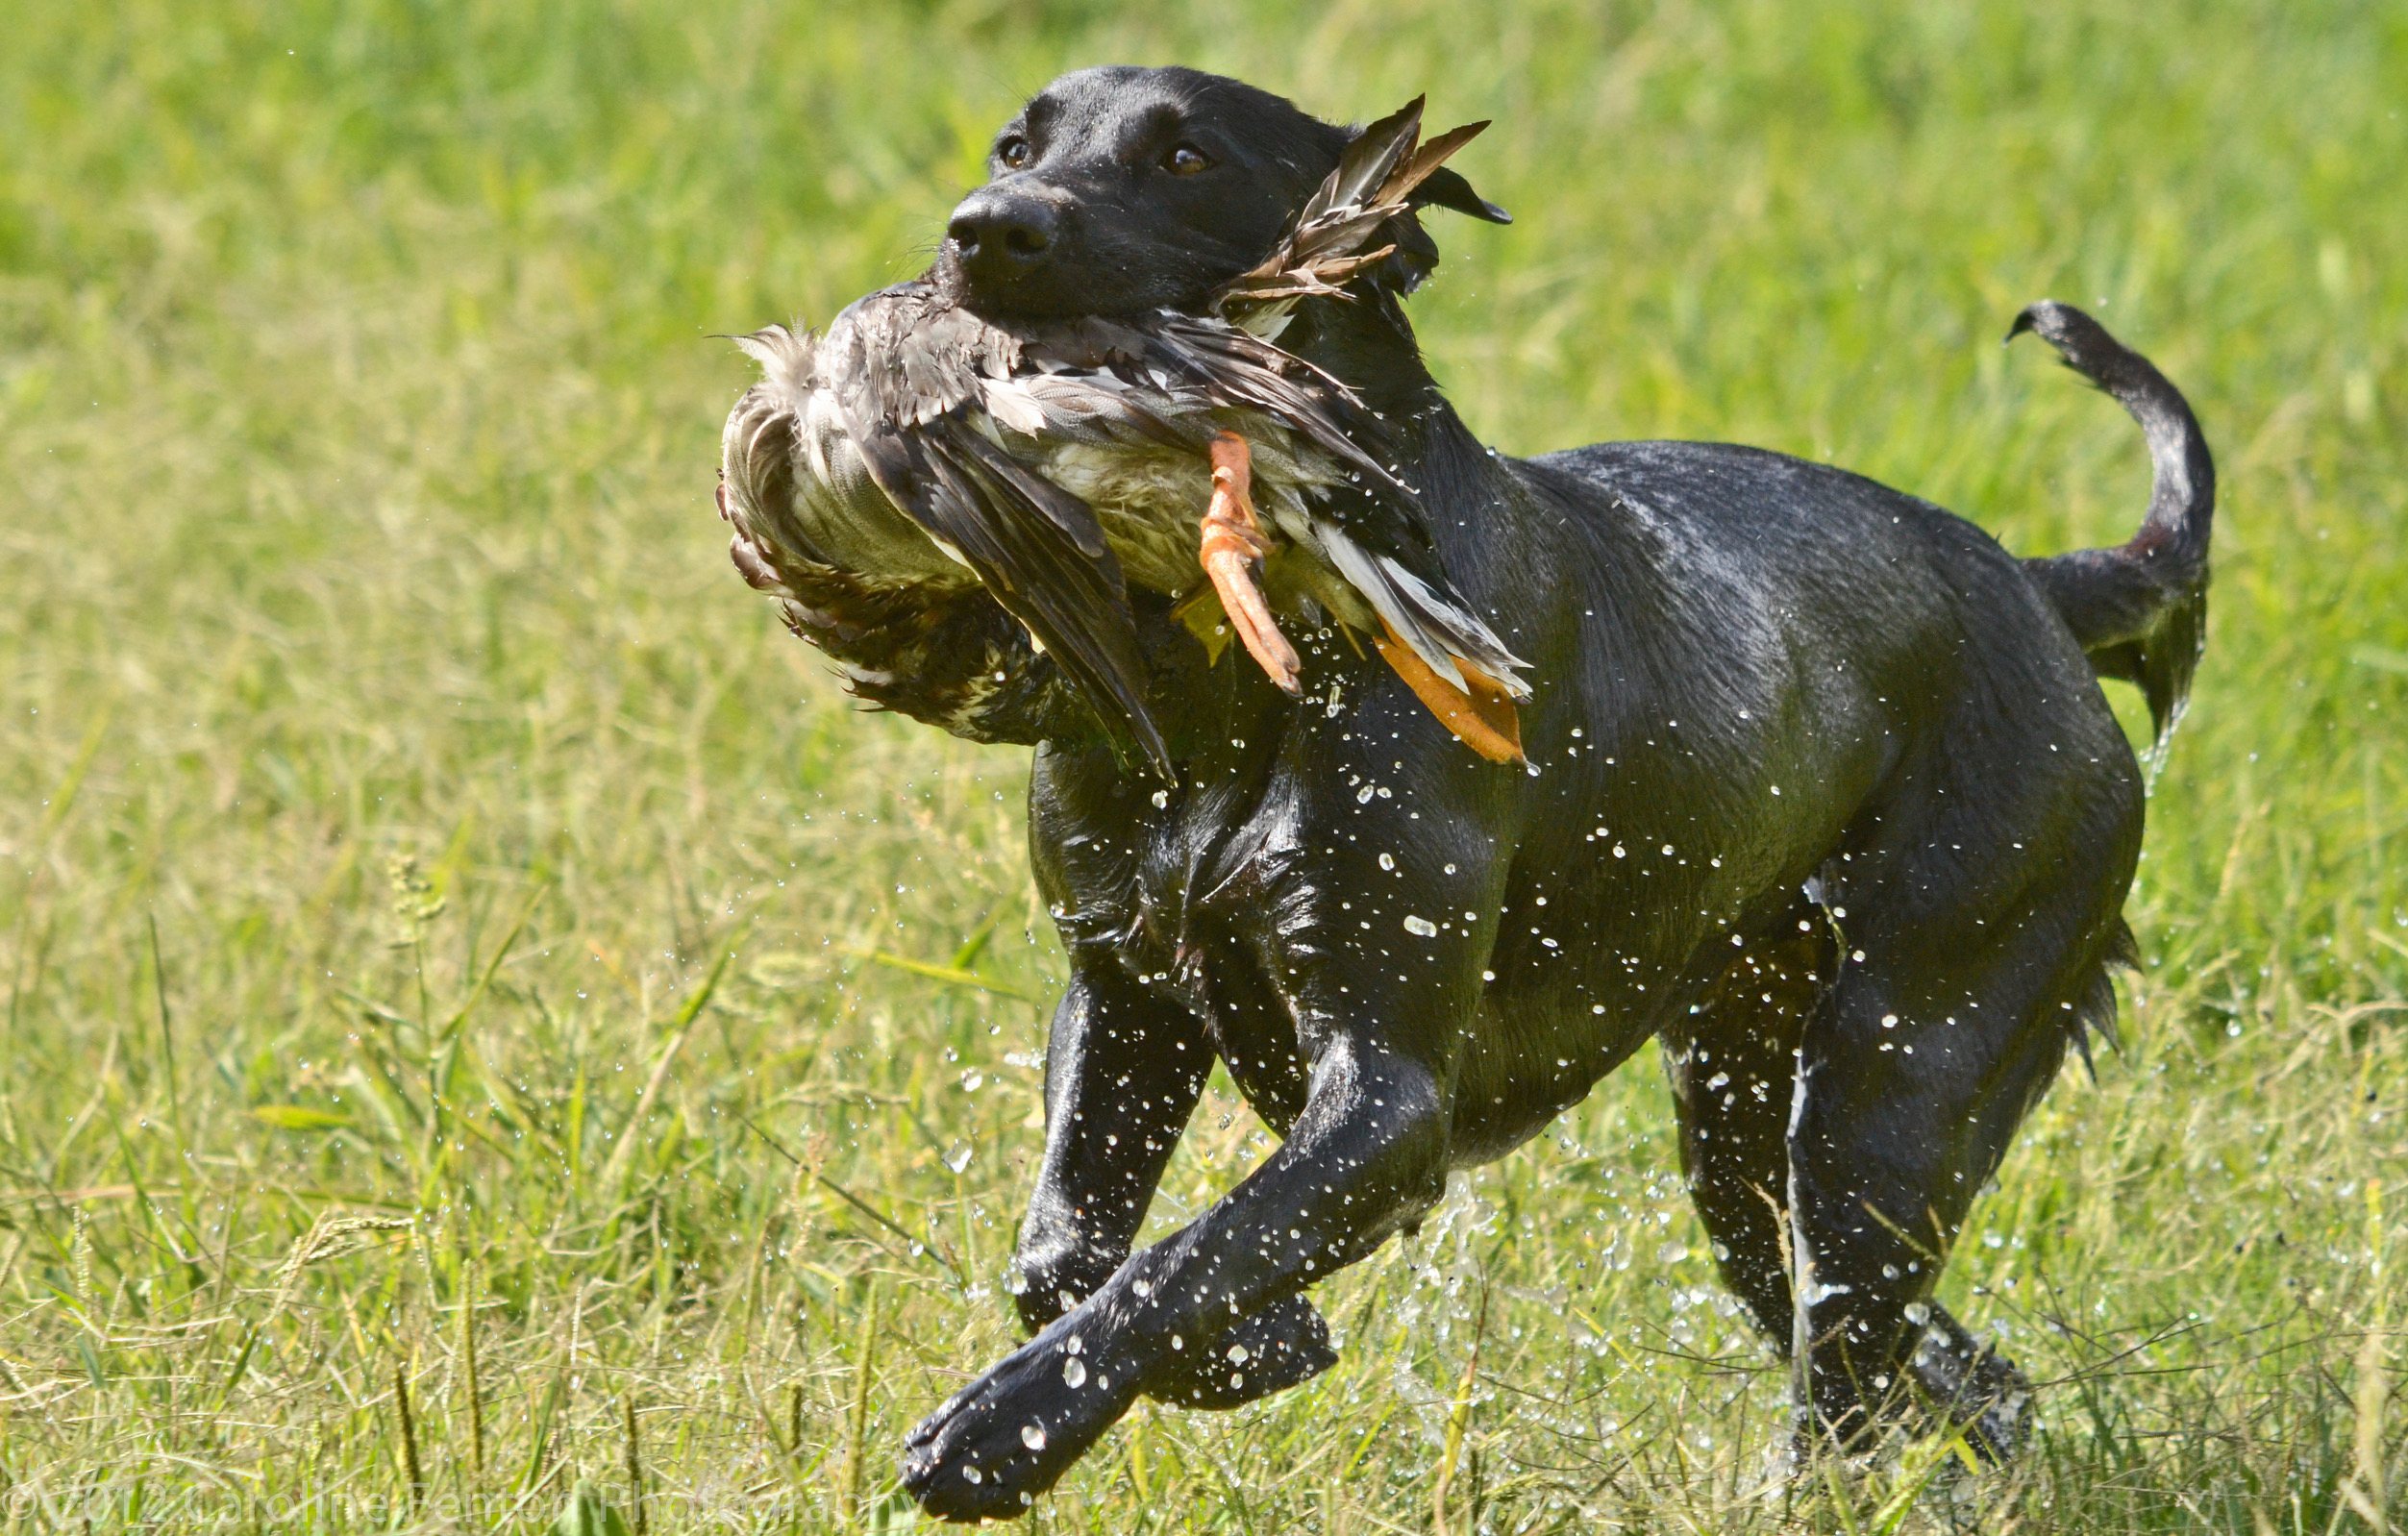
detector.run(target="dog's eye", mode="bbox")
[996,136,1032,170]
[1164,144,1211,176]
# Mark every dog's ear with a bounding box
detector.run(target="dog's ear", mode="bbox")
[1411,165,1511,225]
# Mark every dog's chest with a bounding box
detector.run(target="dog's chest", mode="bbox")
[1035,755,1327,1111]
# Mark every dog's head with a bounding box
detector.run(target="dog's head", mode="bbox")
[939,66,1506,320]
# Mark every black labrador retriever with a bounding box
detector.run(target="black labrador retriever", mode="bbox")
[743,65,2213,1522]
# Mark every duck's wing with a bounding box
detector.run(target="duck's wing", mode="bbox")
[804,285,1172,776]
[1136,314,1399,485]
[827,280,1018,426]
[725,322,977,585]
[845,408,1172,779]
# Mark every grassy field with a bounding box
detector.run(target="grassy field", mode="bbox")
[2,0,2404,1529]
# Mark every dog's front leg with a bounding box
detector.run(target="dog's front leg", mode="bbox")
[901,1034,1451,1521]
[1010,962,1210,1333]
[1012,962,1337,1410]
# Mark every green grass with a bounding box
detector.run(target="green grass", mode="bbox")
[1,0,2404,1529]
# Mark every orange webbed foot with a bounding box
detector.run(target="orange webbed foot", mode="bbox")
[1200,432,1302,695]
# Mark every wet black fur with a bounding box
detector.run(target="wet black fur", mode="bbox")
[775,67,2215,1522]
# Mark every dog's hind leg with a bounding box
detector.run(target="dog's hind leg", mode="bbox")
[1775,810,2141,1459]
[1672,855,2128,1464]
[1772,954,2073,1459]
[1660,900,1826,1349]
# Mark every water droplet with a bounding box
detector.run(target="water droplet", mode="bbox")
[1063,1335,1082,1355]
[963,1466,983,1484]
[1171,1334,1183,1350]
[1132,1279,1152,1298]
[1062,1358,1087,1388]
[1378,852,1395,870]
[944,1141,974,1173]
[1022,1424,1048,1450]
[1151,789,1169,808]
[1226,1344,1250,1364]
[1403,915,1437,937]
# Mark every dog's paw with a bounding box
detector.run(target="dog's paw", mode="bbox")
[901,1325,1143,1522]
[1148,1294,1337,1409]
[1905,1303,2032,1464]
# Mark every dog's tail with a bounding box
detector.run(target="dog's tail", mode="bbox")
[2009,301,2215,754]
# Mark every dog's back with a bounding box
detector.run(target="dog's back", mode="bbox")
[1526,300,2212,757]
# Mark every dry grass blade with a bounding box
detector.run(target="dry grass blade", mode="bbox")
[624,1392,648,1536]
[394,1357,425,1511]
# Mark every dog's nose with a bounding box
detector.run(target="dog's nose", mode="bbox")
[946,188,1058,286]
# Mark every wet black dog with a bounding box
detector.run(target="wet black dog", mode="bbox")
[748,66,2213,1522]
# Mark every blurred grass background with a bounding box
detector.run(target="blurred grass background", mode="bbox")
[1,0,2404,1529]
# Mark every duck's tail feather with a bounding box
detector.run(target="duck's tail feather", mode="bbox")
[1315,530,1531,702]
[851,413,1173,780]
[731,323,817,396]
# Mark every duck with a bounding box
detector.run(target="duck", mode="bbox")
[717,97,1529,779]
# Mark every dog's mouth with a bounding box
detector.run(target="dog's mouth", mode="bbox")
[937,240,1223,324]
[933,237,1061,320]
